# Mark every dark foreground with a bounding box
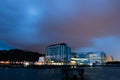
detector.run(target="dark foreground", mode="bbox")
[0,67,120,80]
[84,67,120,80]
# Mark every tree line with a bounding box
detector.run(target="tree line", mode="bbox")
[0,49,45,62]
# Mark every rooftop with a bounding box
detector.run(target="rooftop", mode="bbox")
[47,43,67,47]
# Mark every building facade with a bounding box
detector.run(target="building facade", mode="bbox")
[71,53,88,65]
[86,51,106,65]
[106,55,113,62]
[46,43,71,63]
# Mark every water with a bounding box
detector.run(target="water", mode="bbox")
[0,67,120,80]
[0,68,62,80]
[84,67,120,80]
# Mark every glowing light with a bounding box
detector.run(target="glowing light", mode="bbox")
[24,62,30,66]
[70,61,76,65]
[89,63,93,66]
[0,61,10,64]
[34,62,44,65]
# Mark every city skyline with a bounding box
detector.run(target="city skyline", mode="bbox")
[0,0,120,60]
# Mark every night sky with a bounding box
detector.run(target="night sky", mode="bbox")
[0,0,120,60]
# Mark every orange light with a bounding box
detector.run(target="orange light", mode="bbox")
[0,61,10,64]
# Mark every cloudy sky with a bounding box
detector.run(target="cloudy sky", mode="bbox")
[0,0,120,60]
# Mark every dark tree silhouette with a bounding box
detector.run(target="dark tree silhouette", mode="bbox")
[0,49,45,62]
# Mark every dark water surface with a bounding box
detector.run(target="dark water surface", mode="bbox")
[0,67,120,80]
[0,68,62,80]
[84,67,120,80]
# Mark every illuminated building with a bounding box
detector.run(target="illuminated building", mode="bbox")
[38,57,45,62]
[71,53,88,65]
[71,57,88,65]
[106,55,113,62]
[86,51,106,65]
[46,43,71,63]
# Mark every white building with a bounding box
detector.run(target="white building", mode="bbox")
[86,51,106,65]
[38,57,45,63]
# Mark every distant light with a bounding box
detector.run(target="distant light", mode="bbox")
[34,62,44,65]
[0,61,10,64]
[89,63,93,66]
[24,62,29,66]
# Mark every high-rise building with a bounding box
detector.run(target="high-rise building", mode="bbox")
[46,43,71,63]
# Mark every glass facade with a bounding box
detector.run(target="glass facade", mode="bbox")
[46,43,71,63]
[86,51,106,65]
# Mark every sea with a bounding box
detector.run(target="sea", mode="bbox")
[0,67,120,80]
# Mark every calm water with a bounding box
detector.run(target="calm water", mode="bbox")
[0,68,62,80]
[0,67,120,80]
[84,67,120,80]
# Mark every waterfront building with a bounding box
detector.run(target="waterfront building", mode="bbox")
[71,53,88,65]
[38,57,45,63]
[34,57,45,65]
[86,51,106,65]
[77,53,88,65]
[46,43,71,63]
[106,55,113,62]
[71,57,88,65]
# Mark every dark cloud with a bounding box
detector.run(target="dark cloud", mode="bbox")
[0,0,120,60]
